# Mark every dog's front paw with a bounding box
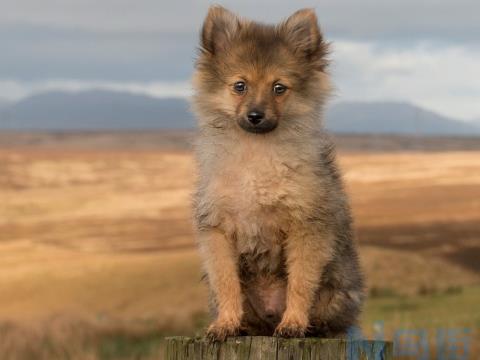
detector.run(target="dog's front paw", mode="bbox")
[205,318,241,342]
[274,317,307,338]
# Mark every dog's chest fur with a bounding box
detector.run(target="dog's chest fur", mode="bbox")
[204,140,319,274]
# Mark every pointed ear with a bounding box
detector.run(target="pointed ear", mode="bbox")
[280,9,326,59]
[200,5,241,55]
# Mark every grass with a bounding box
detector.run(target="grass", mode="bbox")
[1,286,478,359]
[364,286,480,328]
[97,332,164,360]
[362,286,480,358]
[1,147,479,358]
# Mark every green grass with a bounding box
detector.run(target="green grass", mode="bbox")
[104,285,480,359]
[363,285,480,330]
[97,332,164,360]
[1,286,478,359]
[361,285,480,358]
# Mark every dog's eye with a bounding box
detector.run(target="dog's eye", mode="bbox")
[273,83,287,95]
[233,81,247,94]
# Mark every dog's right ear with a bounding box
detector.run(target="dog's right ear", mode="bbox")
[281,9,325,58]
[200,5,240,55]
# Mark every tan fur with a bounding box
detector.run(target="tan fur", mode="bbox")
[192,6,364,340]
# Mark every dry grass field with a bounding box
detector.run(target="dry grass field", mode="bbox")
[0,132,479,359]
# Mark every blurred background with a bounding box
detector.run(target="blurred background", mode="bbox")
[0,1,479,359]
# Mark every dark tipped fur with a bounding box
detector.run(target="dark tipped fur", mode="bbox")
[192,6,364,341]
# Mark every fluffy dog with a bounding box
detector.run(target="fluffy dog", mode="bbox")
[191,6,364,341]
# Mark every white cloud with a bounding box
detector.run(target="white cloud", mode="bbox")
[331,41,480,121]
[0,41,478,122]
[1,0,479,42]
[0,79,192,101]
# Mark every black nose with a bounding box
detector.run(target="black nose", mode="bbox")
[247,110,265,125]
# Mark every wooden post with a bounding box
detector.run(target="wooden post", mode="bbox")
[165,336,393,359]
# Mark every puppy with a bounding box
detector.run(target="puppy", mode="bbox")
[192,6,364,341]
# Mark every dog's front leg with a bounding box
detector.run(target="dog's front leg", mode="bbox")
[275,226,333,337]
[199,228,243,341]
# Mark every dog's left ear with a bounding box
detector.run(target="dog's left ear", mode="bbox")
[200,5,241,55]
[281,9,327,63]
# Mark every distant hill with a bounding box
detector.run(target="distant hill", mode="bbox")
[325,101,480,136]
[1,90,479,136]
[0,90,195,130]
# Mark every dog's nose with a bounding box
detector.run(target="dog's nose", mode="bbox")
[247,111,265,125]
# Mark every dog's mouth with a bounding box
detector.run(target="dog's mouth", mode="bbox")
[237,118,278,134]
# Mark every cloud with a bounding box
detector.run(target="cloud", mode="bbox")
[2,0,479,42]
[0,25,196,81]
[0,79,192,101]
[0,1,478,121]
[331,41,480,121]
[2,37,479,123]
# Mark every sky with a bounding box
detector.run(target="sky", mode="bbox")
[1,0,479,121]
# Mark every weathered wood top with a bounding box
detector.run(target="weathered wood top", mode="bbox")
[165,336,393,360]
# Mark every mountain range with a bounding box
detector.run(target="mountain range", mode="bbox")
[326,101,480,135]
[0,90,479,136]
[0,91,195,130]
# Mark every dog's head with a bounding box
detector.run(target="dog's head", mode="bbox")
[193,6,331,136]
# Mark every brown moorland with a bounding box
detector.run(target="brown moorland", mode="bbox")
[0,132,479,359]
